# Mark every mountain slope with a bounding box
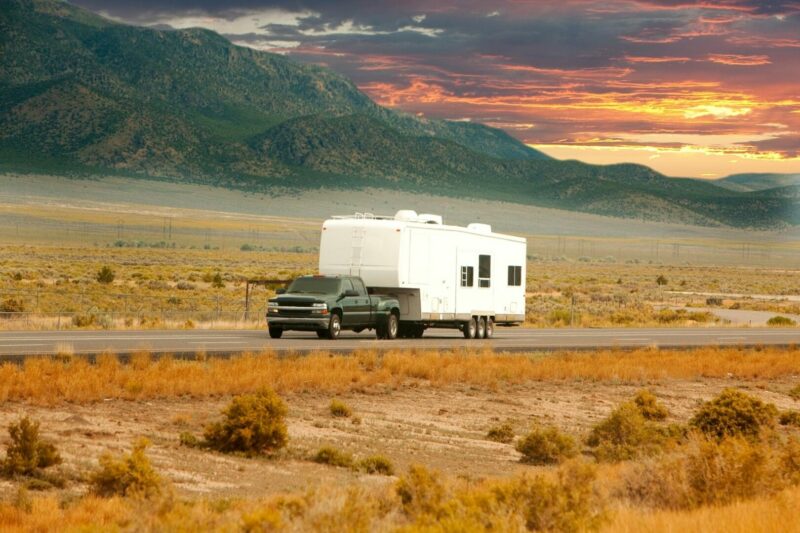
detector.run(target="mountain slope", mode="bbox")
[713,173,800,192]
[0,0,795,229]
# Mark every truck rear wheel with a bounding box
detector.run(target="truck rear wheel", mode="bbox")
[476,317,486,339]
[268,326,283,339]
[484,317,494,339]
[413,324,425,338]
[462,317,477,339]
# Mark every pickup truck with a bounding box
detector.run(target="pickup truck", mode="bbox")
[266,275,400,340]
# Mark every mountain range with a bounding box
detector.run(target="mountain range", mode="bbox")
[0,0,796,229]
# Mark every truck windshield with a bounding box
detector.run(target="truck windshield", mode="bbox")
[287,277,342,295]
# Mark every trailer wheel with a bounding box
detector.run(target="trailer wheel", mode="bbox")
[268,326,283,339]
[484,317,494,339]
[476,316,486,339]
[462,317,477,339]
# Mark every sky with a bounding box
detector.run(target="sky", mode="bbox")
[72,0,800,178]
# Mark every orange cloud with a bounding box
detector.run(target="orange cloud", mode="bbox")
[707,53,771,65]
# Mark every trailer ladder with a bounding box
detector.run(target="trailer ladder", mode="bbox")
[350,224,366,275]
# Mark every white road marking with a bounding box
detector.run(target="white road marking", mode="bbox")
[187,341,248,345]
[0,343,48,347]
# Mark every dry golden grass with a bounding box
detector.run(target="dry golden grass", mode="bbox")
[2,346,799,405]
[607,486,800,533]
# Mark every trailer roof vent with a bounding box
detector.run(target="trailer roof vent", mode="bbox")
[417,213,443,225]
[467,223,492,233]
[394,210,419,222]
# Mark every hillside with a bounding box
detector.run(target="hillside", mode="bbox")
[713,173,800,192]
[0,0,796,229]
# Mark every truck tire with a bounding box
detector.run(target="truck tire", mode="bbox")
[385,312,399,340]
[462,317,477,339]
[322,313,341,340]
[268,326,283,339]
[476,316,486,339]
[484,317,494,339]
[413,324,425,338]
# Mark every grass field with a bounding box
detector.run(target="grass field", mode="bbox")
[1,346,799,531]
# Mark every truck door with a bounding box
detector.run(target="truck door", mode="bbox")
[351,278,371,326]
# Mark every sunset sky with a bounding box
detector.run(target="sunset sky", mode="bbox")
[74,0,800,178]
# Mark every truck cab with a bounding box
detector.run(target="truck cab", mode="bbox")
[267,275,400,340]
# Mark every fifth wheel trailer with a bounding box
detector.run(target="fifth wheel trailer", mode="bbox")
[318,210,526,338]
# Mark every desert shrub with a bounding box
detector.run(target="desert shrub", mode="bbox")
[504,461,607,532]
[789,384,800,401]
[396,465,446,517]
[2,417,61,477]
[96,265,115,284]
[622,434,796,510]
[179,432,200,448]
[312,447,353,468]
[211,273,225,288]
[586,402,668,462]
[204,388,288,455]
[547,309,572,325]
[0,298,25,314]
[90,438,162,498]
[516,426,578,465]
[358,455,394,475]
[656,275,668,286]
[689,388,778,442]
[706,297,723,306]
[329,399,352,418]
[779,411,800,427]
[486,421,515,444]
[176,281,196,291]
[633,390,669,421]
[72,314,96,327]
[767,315,796,326]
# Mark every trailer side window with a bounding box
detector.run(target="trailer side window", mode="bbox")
[508,266,522,286]
[460,266,474,287]
[478,255,491,288]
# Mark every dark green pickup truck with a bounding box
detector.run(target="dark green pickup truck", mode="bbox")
[267,275,400,340]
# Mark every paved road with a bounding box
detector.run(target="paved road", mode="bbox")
[0,327,797,359]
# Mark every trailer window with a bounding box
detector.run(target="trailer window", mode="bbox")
[478,255,491,288]
[460,266,474,287]
[508,266,522,286]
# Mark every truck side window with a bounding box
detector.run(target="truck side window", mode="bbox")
[507,266,522,286]
[352,278,367,295]
[460,266,474,287]
[342,279,355,293]
[479,255,491,288]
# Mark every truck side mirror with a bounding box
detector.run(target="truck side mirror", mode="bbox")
[276,288,286,295]
[343,289,359,297]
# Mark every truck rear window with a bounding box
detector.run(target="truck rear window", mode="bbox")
[287,277,342,294]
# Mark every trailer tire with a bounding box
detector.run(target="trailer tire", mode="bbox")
[462,317,477,339]
[268,326,283,339]
[476,316,486,339]
[484,317,494,339]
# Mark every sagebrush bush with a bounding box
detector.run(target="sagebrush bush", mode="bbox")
[90,438,162,498]
[633,390,669,421]
[516,426,578,465]
[2,417,61,477]
[0,298,25,314]
[329,399,352,418]
[690,388,778,442]
[789,384,800,401]
[767,315,796,326]
[586,402,669,462]
[622,433,800,510]
[96,266,115,284]
[779,411,800,427]
[486,422,515,444]
[358,455,394,475]
[396,465,446,517]
[312,447,353,468]
[204,388,288,455]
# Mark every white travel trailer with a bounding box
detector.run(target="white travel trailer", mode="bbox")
[318,210,526,338]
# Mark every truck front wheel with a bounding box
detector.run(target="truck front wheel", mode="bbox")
[321,313,341,340]
[268,326,283,339]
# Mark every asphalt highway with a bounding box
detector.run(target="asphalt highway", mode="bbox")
[0,327,797,360]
